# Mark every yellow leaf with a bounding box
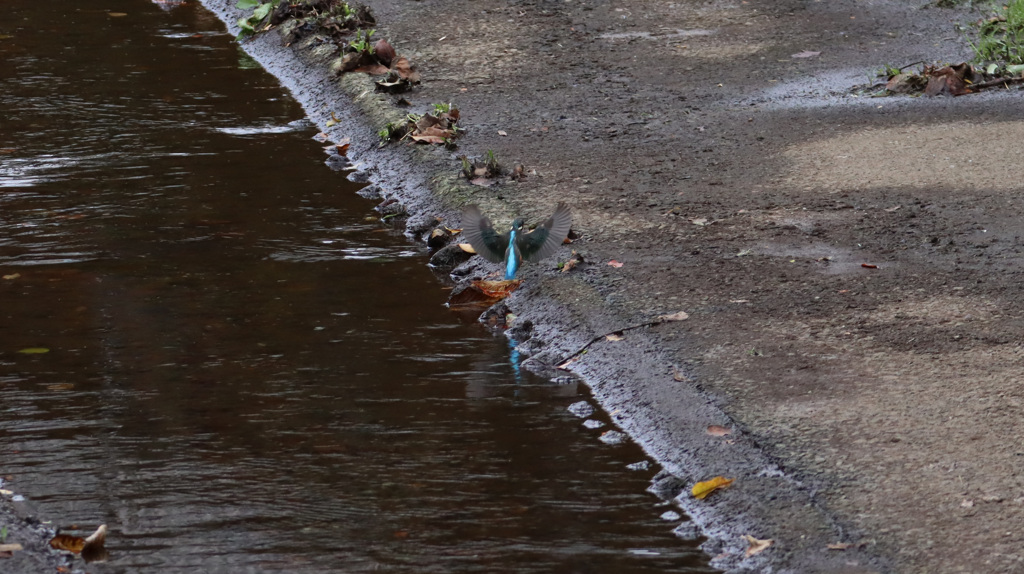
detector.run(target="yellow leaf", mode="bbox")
[743,534,773,557]
[692,476,734,500]
[18,347,49,354]
[457,243,476,253]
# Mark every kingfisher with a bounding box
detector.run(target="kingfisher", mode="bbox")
[462,202,572,280]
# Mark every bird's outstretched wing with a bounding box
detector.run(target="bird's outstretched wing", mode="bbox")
[462,204,508,263]
[518,202,572,262]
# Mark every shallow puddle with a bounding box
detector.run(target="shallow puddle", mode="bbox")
[0,1,715,572]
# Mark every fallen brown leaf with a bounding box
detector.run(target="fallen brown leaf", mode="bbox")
[557,356,579,369]
[706,425,732,436]
[743,534,773,557]
[391,57,420,82]
[561,250,583,273]
[373,38,396,67]
[827,542,855,550]
[924,63,975,97]
[605,332,624,341]
[657,311,689,322]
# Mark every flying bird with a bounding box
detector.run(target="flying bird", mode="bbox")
[461,202,572,280]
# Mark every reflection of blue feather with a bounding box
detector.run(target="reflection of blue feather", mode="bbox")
[508,337,522,385]
[461,203,572,280]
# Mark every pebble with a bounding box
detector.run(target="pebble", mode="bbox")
[673,521,701,540]
[567,400,595,418]
[598,430,626,445]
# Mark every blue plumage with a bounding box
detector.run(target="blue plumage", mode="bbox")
[461,203,572,279]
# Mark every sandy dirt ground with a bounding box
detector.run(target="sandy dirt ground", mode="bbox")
[193,0,1024,571]
[8,0,1023,571]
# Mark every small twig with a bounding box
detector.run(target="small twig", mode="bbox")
[899,60,925,72]
[555,318,676,369]
[968,75,1024,91]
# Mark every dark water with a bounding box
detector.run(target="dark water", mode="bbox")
[0,2,713,572]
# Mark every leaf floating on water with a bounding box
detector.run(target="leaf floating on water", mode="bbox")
[50,525,107,557]
[83,524,107,546]
[47,383,75,391]
[18,347,49,354]
[472,279,523,299]
[706,425,732,436]
[50,534,86,554]
[2,273,20,280]
[743,534,773,557]
[692,476,734,500]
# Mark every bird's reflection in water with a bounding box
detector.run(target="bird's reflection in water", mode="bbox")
[462,334,577,399]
